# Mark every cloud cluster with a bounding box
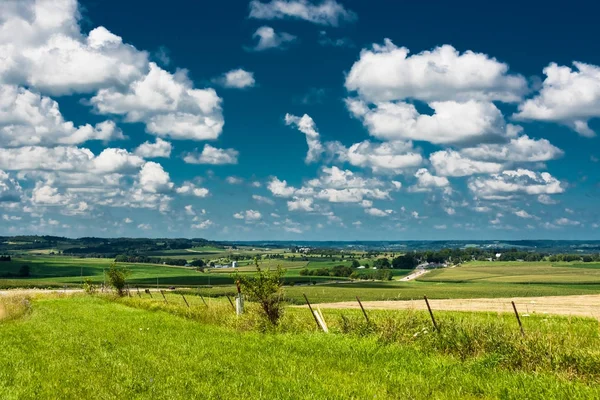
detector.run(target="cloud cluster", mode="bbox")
[468,169,564,200]
[515,62,600,137]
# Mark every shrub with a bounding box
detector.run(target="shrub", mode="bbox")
[235,258,286,325]
[83,278,96,294]
[106,263,129,296]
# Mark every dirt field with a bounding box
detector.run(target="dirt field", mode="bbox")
[310,295,600,319]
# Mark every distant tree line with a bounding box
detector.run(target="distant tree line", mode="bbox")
[298,264,393,281]
[114,255,188,266]
[0,255,11,261]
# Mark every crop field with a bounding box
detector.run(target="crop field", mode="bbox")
[1,294,600,399]
[419,261,600,284]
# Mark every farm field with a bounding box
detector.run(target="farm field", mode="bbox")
[195,280,600,304]
[1,295,600,399]
[419,261,600,284]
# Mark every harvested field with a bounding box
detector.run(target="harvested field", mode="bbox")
[308,294,600,319]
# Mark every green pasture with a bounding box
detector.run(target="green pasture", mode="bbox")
[1,295,600,399]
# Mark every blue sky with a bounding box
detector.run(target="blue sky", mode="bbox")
[0,0,599,240]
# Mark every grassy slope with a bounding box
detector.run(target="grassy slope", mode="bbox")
[1,296,599,399]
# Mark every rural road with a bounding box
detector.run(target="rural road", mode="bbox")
[307,294,600,320]
[398,269,429,281]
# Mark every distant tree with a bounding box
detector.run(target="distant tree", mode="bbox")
[373,258,391,269]
[351,259,360,269]
[392,254,418,269]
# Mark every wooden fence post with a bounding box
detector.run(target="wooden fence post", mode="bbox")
[303,294,323,331]
[199,294,208,307]
[424,295,439,332]
[226,295,235,310]
[181,294,190,308]
[511,301,525,337]
[146,289,153,298]
[136,287,141,298]
[356,296,369,324]
[160,290,168,304]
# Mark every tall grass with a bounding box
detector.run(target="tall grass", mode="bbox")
[110,292,600,381]
[3,296,600,399]
[0,295,31,322]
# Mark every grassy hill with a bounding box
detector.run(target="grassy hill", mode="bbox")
[1,295,600,399]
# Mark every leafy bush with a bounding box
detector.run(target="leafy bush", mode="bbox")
[83,278,96,294]
[235,258,285,325]
[106,263,129,296]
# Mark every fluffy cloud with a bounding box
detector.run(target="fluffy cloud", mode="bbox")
[410,168,450,192]
[430,150,503,177]
[32,182,68,205]
[287,197,314,211]
[217,68,256,89]
[233,209,262,221]
[249,0,356,26]
[346,99,507,145]
[138,162,174,194]
[183,144,239,165]
[134,138,172,158]
[345,41,527,103]
[90,63,223,141]
[0,1,148,95]
[191,219,213,229]
[0,146,143,173]
[330,140,423,173]
[514,210,533,219]
[267,178,298,197]
[468,169,564,200]
[461,135,563,162]
[0,85,123,147]
[268,166,394,205]
[0,170,22,202]
[514,62,600,137]
[249,26,296,51]
[285,113,324,163]
[555,217,581,226]
[365,207,393,217]
[0,1,224,142]
[176,183,209,198]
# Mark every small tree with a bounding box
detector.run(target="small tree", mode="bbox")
[106,263,129,296]
[235,258,285,325]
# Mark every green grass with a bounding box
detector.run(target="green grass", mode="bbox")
[1,296,600,399]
